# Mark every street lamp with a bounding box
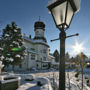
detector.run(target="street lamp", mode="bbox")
[47,0,80,90]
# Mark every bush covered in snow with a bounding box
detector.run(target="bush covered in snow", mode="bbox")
[37,81,42,86]
[25,74,35,81]
[36,77,50,85]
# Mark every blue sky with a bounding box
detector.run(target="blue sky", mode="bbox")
[0,0,90,56]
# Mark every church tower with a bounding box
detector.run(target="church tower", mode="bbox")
[33,20,47,42]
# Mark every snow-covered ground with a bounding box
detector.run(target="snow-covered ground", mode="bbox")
[1,70,90,90]
[17,76,53,90]
[65,71,90,90]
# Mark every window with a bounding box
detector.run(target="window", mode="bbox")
[41,58,42,61]
[36,31,39,36]
[43,64,48,67]
[43,49,46,53]
[43,57,46,61]
[36,31,39,34]
[31,54,35,60]
[40,50,42,53]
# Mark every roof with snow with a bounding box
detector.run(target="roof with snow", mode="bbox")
[52,62,59,65]
[23,36,49,47]
[27,49,37,54]
[42,61,51,63]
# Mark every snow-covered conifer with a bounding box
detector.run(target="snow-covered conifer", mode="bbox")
[2,22,25,67]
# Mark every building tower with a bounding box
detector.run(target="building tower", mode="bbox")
[33,20,47,42]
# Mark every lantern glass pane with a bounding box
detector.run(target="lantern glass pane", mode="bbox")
[66,2,74,26]
[51,1,67,26]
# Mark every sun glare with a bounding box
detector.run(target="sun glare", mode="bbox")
[71,40,85,55]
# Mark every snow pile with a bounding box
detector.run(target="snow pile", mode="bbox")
[18,39,22,42]
[23,53,27,56]
[14,29,17,32]
[21,57,24,59]
[13,41,19,45]
[0,47,3,50]
[36,77,50,85]
[10,44,13,46]
[15,54,21,58]
[41,83,53,90]
[7,54,10,56]
[22,42,24,44]
[0,55,4,60]
[25,74,35,81]
[0,76,21,84]
[6,57,14,62]
[9,58,14,62]
[37,77,53,90]
[5,34,9,37]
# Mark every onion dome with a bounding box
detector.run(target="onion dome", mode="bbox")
[34,21,45,30]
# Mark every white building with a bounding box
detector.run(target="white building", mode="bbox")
[22,20,55,70]
[6,20,55,71]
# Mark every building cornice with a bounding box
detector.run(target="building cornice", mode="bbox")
[23,36,49,48]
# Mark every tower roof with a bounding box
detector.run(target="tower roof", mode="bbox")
[34,21,45,29]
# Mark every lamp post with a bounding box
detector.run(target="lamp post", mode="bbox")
[47,0,80,90]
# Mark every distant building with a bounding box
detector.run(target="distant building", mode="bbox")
[85,59,90,68]
[6,20,55,70]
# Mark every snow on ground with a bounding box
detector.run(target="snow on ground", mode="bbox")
[65,71,90,90]
[16,74,53,90]
[2,70,90,90]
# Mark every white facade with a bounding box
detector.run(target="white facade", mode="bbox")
[21,36,50,70]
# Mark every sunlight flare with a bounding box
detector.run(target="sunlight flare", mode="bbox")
[71,40,85,55]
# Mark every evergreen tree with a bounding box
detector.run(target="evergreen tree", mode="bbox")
[53,49,59,62]
[65,52,70,62]
[2,22,25,67]
[0,36,4,65]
